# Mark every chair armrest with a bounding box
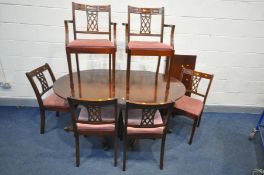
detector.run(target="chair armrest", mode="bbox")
[122,23,129,47]
[111,22,117,46]
[64,20,73,45]
[164,24,175,49]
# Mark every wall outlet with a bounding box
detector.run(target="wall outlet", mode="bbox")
[1,82,11,89]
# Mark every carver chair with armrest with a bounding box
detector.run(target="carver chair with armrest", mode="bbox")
[123,6,175,88]
[26,63,69,134]
[122,101,175,171]
[65,2,117,88]
[174,68,214,144]
[67,97,118,167]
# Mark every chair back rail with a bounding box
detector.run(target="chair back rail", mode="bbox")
[127,6,165,42]
[180,68,214,104]
[72,2,112,40]
[26,63,55,107]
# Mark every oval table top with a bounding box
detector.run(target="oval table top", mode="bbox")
[53,69,186,104]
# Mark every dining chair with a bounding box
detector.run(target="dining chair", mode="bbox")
[67,97,118,167]
[26,63,69,134]
[65,2,117,88]
[174,68,214,144]
[122,101,175,171]
[123,6,175,88]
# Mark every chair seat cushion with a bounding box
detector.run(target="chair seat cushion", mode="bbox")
[174,95,204,117]
[127,126,164,135]
[77,123,115,132]
[67,39,115,49]
[128,41,173,51]
[126,109,164,135]
[43,93,69,109]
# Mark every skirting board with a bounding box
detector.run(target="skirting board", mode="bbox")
[0,97,263,114]
[0,98,38,107]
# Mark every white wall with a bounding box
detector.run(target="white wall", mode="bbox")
[0,0,264,107]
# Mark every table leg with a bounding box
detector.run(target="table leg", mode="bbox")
[156,56,161,75]
[165,56,170,75]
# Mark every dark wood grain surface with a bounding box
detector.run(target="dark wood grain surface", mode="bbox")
[53,70,185,104]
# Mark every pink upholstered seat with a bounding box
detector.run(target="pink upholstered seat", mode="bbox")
[67,39,115,49]
[128,41,173,51]
[127,126,164,135]
[76,107,115,132]
[175,95,204,117]
[126,109,164,135]
[77,123,115,132]
[43,93,69,109]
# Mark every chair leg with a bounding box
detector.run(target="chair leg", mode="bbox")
[165,56,170,75]
[114,135,118,167]
[40,109,45,134]
[160,136,166,170]
[112,53,116,84]
[109,54,112,70]
[166,53,174,89]
[109,54,112,78]
[75,134,80,167]
[197,114,202,127]
[56,111,59,117]
[126,52,131,86]
[66,51,74,89]
[75,53,80,76]
[122,137,127,171]
[156,56,161,74]
[189,119,198,145]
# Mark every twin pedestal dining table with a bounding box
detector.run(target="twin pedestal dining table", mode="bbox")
[53,69,186,104]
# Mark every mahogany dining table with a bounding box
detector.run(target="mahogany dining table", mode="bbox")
[53,69,186,104]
